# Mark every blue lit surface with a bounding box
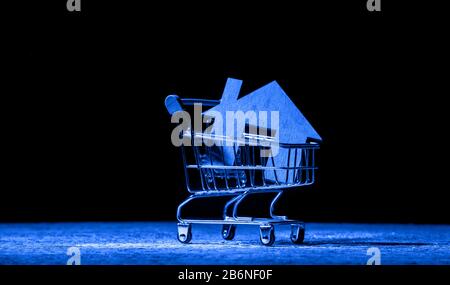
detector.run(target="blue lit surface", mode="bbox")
[0,222,449,265]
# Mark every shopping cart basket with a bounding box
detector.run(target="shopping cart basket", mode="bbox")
[166,95,320,246]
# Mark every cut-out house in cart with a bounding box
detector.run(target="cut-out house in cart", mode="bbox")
[165,78,322,246]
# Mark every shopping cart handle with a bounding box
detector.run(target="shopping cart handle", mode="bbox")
[165,95,221,115]
[165,95,184,115]
[306,137,323,144]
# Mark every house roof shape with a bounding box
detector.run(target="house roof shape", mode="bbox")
[204,78,322,144]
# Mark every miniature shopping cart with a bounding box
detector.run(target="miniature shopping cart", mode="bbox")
[165,96,320,246]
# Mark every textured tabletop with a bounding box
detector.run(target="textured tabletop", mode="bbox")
[1,222,449,265]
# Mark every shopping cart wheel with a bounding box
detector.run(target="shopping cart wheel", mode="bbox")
[259,225,275,246]
[221,224,236,240]
[290,223,305,244]
[177,223,192,244]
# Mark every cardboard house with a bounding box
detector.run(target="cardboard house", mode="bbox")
[204,78,322,183]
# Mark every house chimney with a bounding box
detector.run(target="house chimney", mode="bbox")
[220,78,242,104]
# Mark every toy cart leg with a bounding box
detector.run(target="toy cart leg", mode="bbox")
[290,223,305,244]
[221,224,236,240]
[269,191,287,220]
[259,224,275,246]
[177,223,192,244]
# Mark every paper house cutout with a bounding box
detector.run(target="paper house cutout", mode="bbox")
[205,78,321,143]
[204,78,321,183]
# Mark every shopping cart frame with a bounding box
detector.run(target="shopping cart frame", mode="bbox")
[167,97,320,246]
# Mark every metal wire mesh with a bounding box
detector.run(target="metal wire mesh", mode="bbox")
[181,131,319,193]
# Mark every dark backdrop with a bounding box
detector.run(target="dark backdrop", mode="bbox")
[3,1,448,223]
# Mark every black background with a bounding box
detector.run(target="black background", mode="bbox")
[3,0,448,223]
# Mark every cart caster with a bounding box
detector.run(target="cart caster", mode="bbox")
[177,223,192,244]
[222,224,236,240]
[290,223,305,244]
[259,224,275,246]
